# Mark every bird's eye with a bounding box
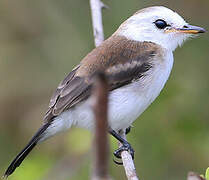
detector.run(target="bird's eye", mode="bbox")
[154,19,168,29]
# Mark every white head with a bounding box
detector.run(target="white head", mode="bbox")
[116,6,205,51]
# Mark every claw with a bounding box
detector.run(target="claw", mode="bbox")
[114,148,122,159]
[113,158,123,165]
[113,141,135,160]
[109,128,135,163]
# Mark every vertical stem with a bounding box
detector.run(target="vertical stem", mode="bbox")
[91,72,110,180]
[89,0,104,47]
[89,1,138,179]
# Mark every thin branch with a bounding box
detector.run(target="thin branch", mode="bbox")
[90,1,109,179]
[119,130,139,180]
[89,0,138,179]
[187,172,206,180]
[89,0,105,47]
[91,72,110,180]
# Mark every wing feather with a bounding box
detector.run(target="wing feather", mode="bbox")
[44,36,162,122]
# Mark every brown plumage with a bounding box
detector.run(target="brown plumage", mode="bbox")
[4,34,164,178]
[44,35,163,123]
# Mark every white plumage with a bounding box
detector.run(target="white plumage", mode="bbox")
[42,6,195,140]
[5,6,205,178]
[42,50,174,140]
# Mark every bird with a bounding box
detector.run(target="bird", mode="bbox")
[4,6,206,178]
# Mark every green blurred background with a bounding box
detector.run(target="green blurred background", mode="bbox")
[0,0,208,179]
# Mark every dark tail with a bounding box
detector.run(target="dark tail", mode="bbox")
[3,123,50,179]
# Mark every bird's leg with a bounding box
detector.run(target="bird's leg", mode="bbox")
[125,126,132,135]
[109,128,135,160]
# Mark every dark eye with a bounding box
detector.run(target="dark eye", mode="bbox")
[154,19,168,29]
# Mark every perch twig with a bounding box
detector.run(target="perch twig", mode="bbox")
[119,130,139,180]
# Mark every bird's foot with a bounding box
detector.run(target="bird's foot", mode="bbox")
[113,141,135,165]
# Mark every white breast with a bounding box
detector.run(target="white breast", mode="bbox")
[43,51,174,140]
[107,51,174,130]
[74,51,173,131]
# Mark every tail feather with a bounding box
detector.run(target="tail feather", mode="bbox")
[3,123,50,178]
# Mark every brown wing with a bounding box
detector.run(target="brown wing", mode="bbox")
[44,66,91,121]
[44,35,163,122]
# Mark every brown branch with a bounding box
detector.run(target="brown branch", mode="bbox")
[89,0,138,179]
[89,1,109,179]
[91,72,110,180]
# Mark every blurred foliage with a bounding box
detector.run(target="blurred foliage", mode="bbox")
[204,167,209,180]
[0,0,208,180]
[206,168,209,180]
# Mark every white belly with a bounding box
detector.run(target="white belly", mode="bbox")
[72,52,173,131]
[44,52,173,139]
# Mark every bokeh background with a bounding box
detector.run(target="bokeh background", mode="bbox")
[0,0,208,180]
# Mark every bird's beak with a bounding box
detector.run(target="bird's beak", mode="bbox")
[166,25,206,34]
